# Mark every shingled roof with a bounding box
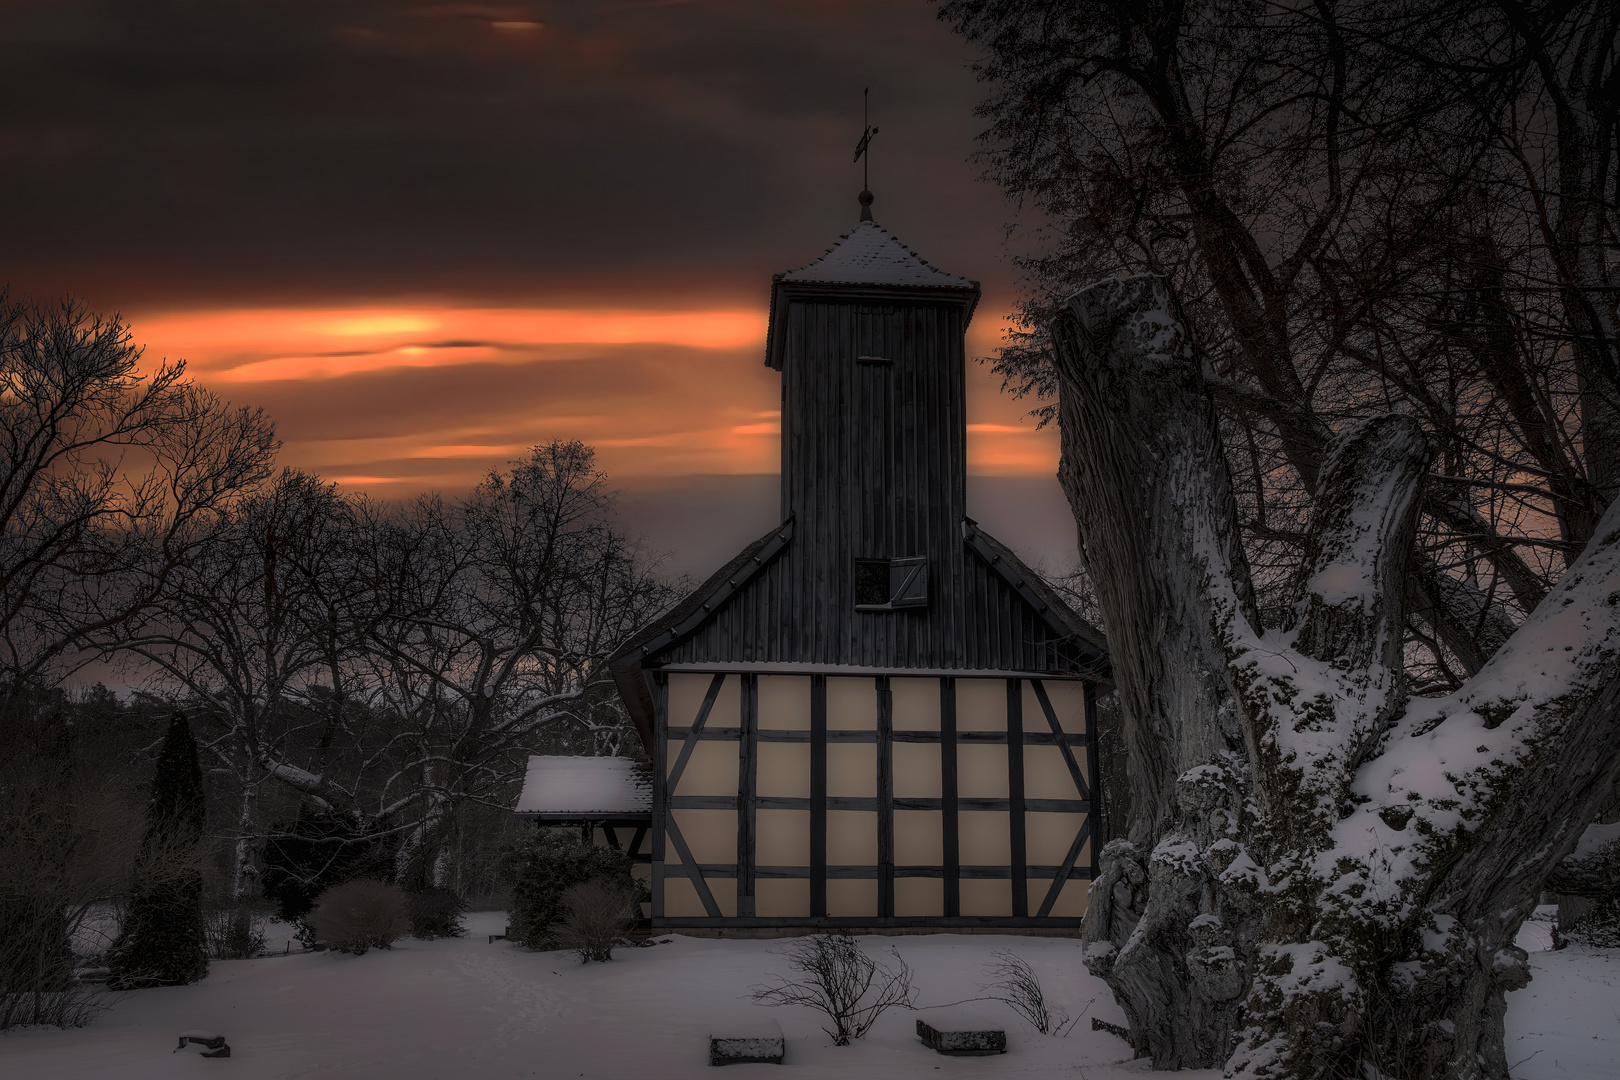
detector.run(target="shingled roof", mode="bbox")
[514,756,651,817]
[778,221,976,289]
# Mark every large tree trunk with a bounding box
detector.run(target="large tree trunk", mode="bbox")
[1055,275,1620,1078]
[1057,276,1263,1065]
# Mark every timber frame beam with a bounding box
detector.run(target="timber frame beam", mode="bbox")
[651,669,1098,926]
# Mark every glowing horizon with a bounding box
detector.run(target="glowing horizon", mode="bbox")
[128,302,1058,493]
[132,305,770,383]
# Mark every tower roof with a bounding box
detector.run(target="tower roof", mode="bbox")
[779,221,976,289]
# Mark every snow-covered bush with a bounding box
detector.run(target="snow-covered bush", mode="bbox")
[556,878,638,962]
[306,879,411,955]
[500,831,641,949]
[408,887,468,940]
[751,933,915,1045]
[1560,891,1620,949]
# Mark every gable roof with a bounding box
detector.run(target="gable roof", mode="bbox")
[962,520,1108,660]
[607,518,1108,755]
[779,221,976,289]
[608,519,794,750]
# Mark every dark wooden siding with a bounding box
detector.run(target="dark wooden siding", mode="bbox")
[656,538,1077,672]
[655,295,1075,673]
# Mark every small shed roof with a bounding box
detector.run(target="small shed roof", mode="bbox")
[779,221,975,289]
[513,756,651,816]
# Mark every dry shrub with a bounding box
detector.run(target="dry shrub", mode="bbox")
[752,932,916,1045]
[202,898,268,960]
[982,950,1088,1035]
[556,877,638,963]
[306,879,411,955]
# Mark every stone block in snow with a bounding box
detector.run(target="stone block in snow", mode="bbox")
[916,1007,1007,1055]
[176,1030,230,1057]
[709,1018,784,1066]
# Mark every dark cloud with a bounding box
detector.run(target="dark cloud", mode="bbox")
[0,1,1075,579]
[0,0,1010,309]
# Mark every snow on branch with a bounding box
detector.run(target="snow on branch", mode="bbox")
[1324,501,1620,935]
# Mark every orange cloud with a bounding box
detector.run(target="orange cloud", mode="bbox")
[126,301,1055,494]
[131,305,768,382]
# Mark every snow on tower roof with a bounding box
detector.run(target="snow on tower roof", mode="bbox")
[779,220,975,289]
[513,756,651,816]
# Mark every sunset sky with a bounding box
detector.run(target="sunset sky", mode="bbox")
[2,0,1074,575]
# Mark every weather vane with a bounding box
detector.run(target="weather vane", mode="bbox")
[853,87,879,222]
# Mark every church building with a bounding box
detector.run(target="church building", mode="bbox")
[522,195,1109,932]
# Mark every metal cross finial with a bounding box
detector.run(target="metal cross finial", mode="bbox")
[853,87,879,222]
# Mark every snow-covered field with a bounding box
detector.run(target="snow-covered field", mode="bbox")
[2,911,1614,1079]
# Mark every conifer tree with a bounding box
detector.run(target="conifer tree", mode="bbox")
[107,713,208,989]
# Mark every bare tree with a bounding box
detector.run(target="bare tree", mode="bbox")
[1053,274,1619,1077]
[355,440,675,888]
[0,294,276,707]
[0,295,273,1025]
[119,442,672,904]
[938,0,1617,690]
[940,11,1620,1062]
[123,469,367,916]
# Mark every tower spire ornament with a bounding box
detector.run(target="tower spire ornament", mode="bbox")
[853,86,878,222]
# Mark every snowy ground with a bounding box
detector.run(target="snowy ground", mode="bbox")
[1504,911,1620,1080]
[2,911,1614,1079]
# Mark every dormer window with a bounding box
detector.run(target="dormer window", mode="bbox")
[854,556,927,611]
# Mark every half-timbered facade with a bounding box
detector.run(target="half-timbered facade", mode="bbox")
[597,208,1109,932]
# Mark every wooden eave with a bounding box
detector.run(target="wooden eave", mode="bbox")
[515,812,651,825]
[609,518,795,753]
[962,519,1112,684]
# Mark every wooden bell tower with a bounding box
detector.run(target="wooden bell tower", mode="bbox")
[600,198,1111,932]
[766,217,981,634]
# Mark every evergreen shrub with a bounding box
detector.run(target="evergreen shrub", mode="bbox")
[105,714,208,990]
[1566,895,1620,948]
[306,879,411,955]
[260,812,395,923]
[408,886,468,939]
[500,831,644,949]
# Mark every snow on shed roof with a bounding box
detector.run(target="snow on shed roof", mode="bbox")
[779,221,975,289]
[514,756,650,816]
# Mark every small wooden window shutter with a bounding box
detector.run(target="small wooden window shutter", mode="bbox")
[888,556,927,609]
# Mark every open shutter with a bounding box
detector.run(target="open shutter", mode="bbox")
[888,556,927,609]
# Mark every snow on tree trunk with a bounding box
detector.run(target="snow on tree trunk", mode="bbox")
[230,781,258,903]
[1053,275,1620,1078]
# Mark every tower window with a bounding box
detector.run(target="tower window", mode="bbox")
[854,557,928,611]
